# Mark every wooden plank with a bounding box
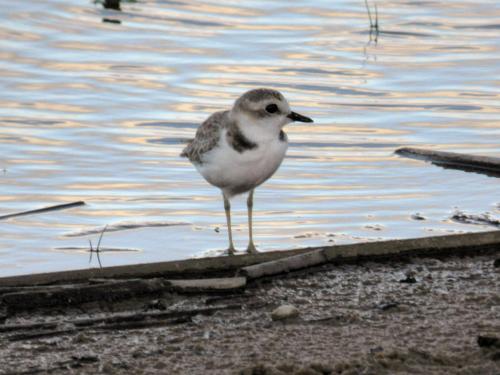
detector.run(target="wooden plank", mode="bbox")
[0,248,313,287]
[241,230,500,279]
[395,147,500,176]
[2,231,499,287]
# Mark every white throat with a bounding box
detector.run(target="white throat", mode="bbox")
[232,111,285,144]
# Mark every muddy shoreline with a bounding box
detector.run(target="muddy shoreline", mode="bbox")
[1,250,499,374]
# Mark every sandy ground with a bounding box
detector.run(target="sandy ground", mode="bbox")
[1,253,499,375]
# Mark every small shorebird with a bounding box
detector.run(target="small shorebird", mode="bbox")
[181,88,313,254]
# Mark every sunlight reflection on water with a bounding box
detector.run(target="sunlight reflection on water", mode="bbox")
[0,0,499,276]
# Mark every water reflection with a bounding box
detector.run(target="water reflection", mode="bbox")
[0,0,498,276]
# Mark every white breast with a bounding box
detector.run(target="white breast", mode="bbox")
[196,129,288,197]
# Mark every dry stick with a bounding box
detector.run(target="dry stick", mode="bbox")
[395,147,500,176]
[0,201,85,220]
[241,250,328,280]
[364,0,379,30]
[168,277,246,293]
[364,0,373,27]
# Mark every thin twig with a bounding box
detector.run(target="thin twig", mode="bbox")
[96,225,107,250]
[95,225,107,269]
[88,239,93,264]
[364,0,379,44]
[88,226,107,269]
[0,201,85,221]
[364,0,373,27]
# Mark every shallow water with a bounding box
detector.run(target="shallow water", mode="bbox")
[0,0,499,277]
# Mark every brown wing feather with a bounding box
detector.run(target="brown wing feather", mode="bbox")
[181,110,230,164]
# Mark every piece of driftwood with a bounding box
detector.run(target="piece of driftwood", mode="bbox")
[0,277,247,314]
[168,277,247,293]
[0,321,59,333]
[8,328,78,342]
[241,230,500,279]
[73,304,243,328]
[94,316,192,331]
[241,250,327,279]
[86,277,248,292]
[7,319,189,341]
[2,304,243,341]
[0,201,85,221]
[0,284,88,297]
[395,147,500,176]
[1,278,168,314]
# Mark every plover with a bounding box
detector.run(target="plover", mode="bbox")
[181,88,313,254]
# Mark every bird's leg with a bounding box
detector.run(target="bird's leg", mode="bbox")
[223,193,236,255]
[246,189,258,254]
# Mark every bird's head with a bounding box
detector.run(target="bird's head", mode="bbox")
[231,88,313,139]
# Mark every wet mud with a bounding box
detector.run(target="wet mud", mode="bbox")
[1,253,499,374]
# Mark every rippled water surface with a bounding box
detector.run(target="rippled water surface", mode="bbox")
[1,0,499,276]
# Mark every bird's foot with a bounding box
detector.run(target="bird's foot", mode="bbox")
[226,246,236,256]
[246,243,259,254]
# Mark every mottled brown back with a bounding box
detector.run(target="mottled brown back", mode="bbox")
[181,110,231,164]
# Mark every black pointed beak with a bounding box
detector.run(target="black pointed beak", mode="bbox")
[287,111,313,123]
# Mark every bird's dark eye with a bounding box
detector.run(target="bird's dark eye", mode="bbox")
[265,104,279,114]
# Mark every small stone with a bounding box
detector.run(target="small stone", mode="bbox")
[167,336,185,344]
[490,351,500,361]
[193,343,204,355]
[399,275,417,284]
[377,302,399,311]
[493,259,500,268]
[310,362,333,373]
[478,335,500,348]
[100,362,116,374]
[153,361,167,370]
[271,305,300,321]
[71,353,99,363]
[411,213,426,221]
[143,299,167,311]
[370,346,384,354]
[132,350,143,359]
